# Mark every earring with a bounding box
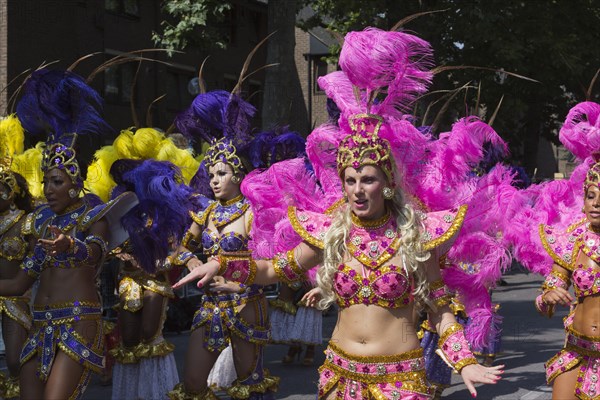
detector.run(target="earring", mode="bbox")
[0,193,7,200]
[231,176,241,184]
[382,187,394,200]
[9,203,15,211]
[68,189,78,199]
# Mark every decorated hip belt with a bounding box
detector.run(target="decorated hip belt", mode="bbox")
[566,327,600,358]
[32,301,102,324]
[21,301,104,382]
[323,342,426,379]
[192,287,270,352]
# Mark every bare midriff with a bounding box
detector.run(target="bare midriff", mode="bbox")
[331,304,419,356]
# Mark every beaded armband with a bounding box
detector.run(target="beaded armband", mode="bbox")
[535,270,570,318]
[428,279,451,308]
[172,251,195,267]
[273,250,306,286]
[218,254,257,286]
[181,230,200,252]
[69,234,108,266]
[21,246,47,279]
[541,270,570,292]
[436,322,477,373]
[69,238,92,264]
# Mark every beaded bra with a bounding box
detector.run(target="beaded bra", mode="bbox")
[288,205,467,309]
[22,201,108,270]
[192,195,251,256]
[540,220,600,298]
[334,212,412,308]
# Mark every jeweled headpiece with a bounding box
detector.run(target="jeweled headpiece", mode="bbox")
[336,113,395,185]
[0,157,20,195]
[42,133,82,187]
[585,161,600,192]
[203,137,246,176]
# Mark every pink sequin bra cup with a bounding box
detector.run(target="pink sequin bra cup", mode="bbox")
[334,263,413,308]
[572,266,600,298]
[540,220,600,299]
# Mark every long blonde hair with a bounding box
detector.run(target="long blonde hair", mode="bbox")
[317,176,430,310]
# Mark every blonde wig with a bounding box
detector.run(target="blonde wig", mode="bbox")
[317,165,431,311]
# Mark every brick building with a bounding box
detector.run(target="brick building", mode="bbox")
[0,0,268,136]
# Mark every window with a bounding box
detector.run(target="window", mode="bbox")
[313,58,328,94]
[105,0,140,18]
[104,63,135,104]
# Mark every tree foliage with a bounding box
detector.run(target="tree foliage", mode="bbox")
[300,0,600,172]
[152,0,232,54]
[156,0,600,173]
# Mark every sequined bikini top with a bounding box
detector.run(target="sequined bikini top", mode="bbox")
[22,200,110,270]
[289,205,467,309]
[191,195,251,256]
[0,208,27,261]
[202,230,248,255]
[541,220,600,298]
[334,213,411,308]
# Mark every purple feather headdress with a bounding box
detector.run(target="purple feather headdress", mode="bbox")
[16,69,111,187]
[110,159,195,274]
[248,127,306,169]
[176,90,257,197]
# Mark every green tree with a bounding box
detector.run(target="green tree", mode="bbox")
[152,0,232,54]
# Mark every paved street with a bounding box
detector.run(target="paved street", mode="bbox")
[2,269,563,399]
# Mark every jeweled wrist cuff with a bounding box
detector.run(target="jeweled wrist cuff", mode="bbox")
[83,234,108,263]
[70,237,91,264]
[428,279,451,308]
[273,250,305,285]
[172,251,195,266]
[181,230,200,252]
[535,292,554,318]
[437,322,477,373]
[542,270,570,292]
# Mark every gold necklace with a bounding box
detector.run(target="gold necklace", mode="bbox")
[219,193,244,206]
[351,211,391,229]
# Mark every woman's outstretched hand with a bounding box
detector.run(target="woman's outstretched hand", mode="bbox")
[38,225,71,256]
[172,259,220,289]
[460,363,504,398]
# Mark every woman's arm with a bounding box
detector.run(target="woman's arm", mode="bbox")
[173,241,323,289]
[424,252,503,398]
[38,219,109,267]
[170,221,204,270]
[535,263,572,317]
[0,235,38,296]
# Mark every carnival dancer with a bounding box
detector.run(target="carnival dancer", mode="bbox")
[0,68,129,399]
[168,89,280,399]
[107,158,193,400]
[0,116,34,399]
[508,101,600,399]
[176,28,504,399]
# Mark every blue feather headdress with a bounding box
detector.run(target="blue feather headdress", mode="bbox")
[176,90,257,197]
[16,69,111,187]
[110,159,195,274]
[248,127,306,169]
